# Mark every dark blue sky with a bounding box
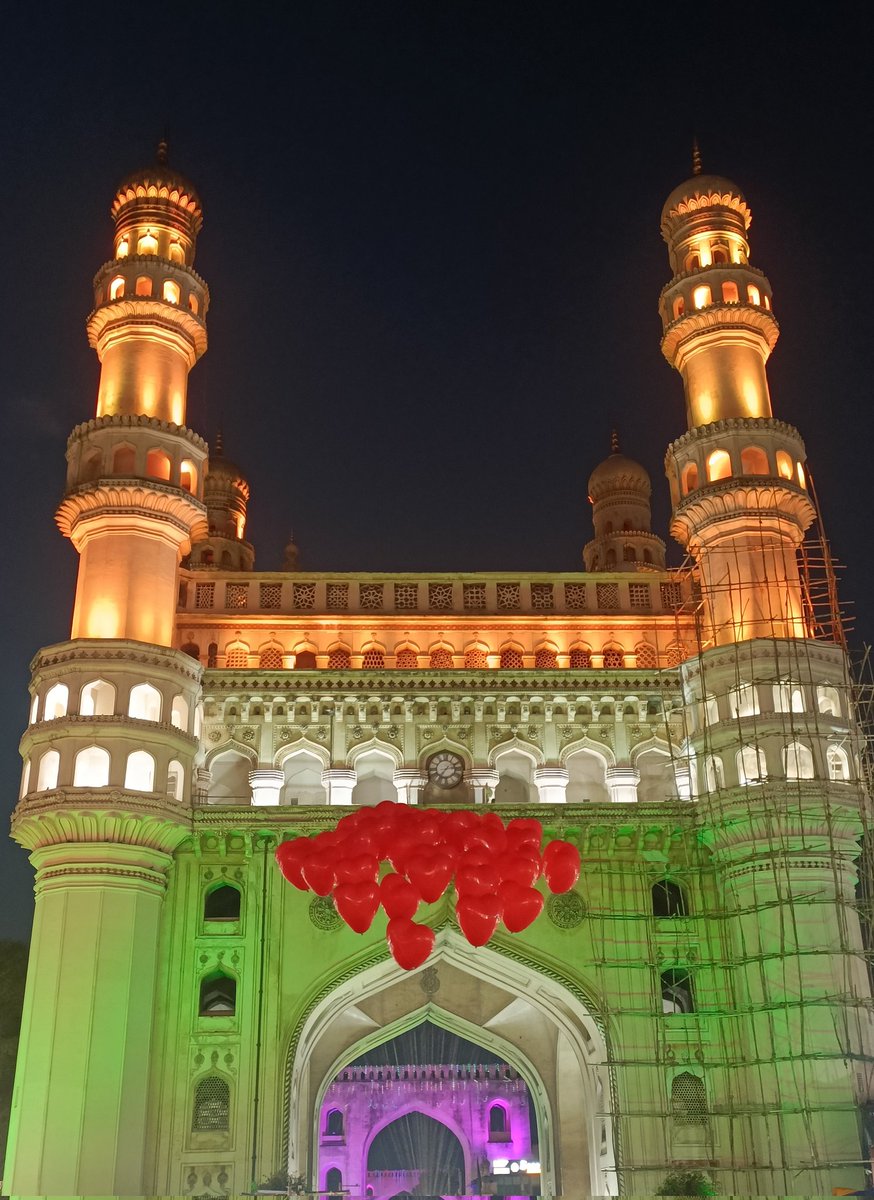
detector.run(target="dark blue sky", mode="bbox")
[2,4,872,940]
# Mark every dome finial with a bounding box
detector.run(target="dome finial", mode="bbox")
[156,131,169,166]
[214,427,224,457]
[692,137,702,176]
[610,428,620,454]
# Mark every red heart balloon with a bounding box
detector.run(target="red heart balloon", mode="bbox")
[499,850,542,888]
[381,872,420,920]
[387,918,435,970]
[406,850,455,904]
[466,814,508,855]
[334,881,380,933]
[456,862,500,897]
[387,832,422,876]
[302,852,336,897]
[275,839,312,890]
[456,894,503,946]
[507,817,543,842]
[335,853,380,885]
[498,880,544,932]
[543,840,581,894]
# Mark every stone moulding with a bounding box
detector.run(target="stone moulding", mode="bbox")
[67,412,208,452]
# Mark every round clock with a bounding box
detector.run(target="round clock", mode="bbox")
[428,751,465,789]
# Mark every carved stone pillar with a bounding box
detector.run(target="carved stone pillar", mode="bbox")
[533,766,569,804]
[249,768,284,806]
[606,765,639,803]
[392,769,427,805]
[321,767,357,805]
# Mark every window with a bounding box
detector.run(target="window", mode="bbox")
[359,584,383,610]
[623,544,636,562]
[325,1109,344,1137]
[776,450,794,480]
[737,745,766,785]
[113,445,136,474]
[465,646,488,669]
[534,647,558,669]
[740,446,769,475]
[603,647,624,669]
[729,682,759,717]
[125,750,156,791]
[116,237,129,258]
[29,695,38,724]
[797,461,806,488]
[137,231,158,255]
[721,280,739,303]
[129,682,162,722]
[225,644,249,669]
[181,642,201,661]
[706,449,731,481]
[135,275,152,297]
[712,246,728,265]
[199,972,236,1016]
[783,741,814,780]
[629,584,650,609]
[325,1168,343,1193]
[169,242,184,264]
[635,643,657,669]
[499,647,524,669]
[362,648,385,669]
[73,745,110,787]
[295,650,317,669]
[170,694,189,730]
[672,296,685,319]
[488,1103,510,1139]
[327,647,350,670]
[703,694,719,726]
[704,755,725,792]
[44,682,69,720]
[661,969,695,1014]
[429,647,454,669]
[204,883,241,921]
[395,648,419,669]
[671,1072,707,1125]
[162,279,181,304]
[37,750,60,791]
[259,645,283,670]
[747,284,761,306]
[192,1076,229,1131]
[692,284,711,309]
[188,293,200,314]
[817,684,841,716]
[681,462,698,494]
[167,760,184,801]
[774,681,804,713]
[569,647,592,669]
[180,459,197,492]
[827,745,850,781]
[145,449,171,480]
[109,275,125,300]
[652,879,688,917]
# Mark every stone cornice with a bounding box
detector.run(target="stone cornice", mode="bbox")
[67,413,208,453]
[659,261,766,297]
[30,638,203,684]
[56,480,207,542]
[20,714,198,752]
[92,254,209,294]
[200,669,684,693]
[669,478,816,542]
[661,303,779,362]
[665,416,804,458]
[12,789,192,853]
[86,303,206,362]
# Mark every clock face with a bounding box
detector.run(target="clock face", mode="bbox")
[428,751,464,789]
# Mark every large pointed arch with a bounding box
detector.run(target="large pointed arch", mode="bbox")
[274,736,331,772]
[346,736,404,770]
[488,734,544,769]
[362,1100,473,1192]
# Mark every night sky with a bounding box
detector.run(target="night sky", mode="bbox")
[2,5,872,941]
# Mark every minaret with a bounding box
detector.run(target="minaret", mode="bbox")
[7,145,209,1195]
[660,160,815,645]
[190,430,255,570]
[583,431,666,571]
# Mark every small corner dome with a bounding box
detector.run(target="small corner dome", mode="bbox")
[660,173,749,230]
[588,450,651,503]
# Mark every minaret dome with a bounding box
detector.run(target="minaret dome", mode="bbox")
[583,433,666,571]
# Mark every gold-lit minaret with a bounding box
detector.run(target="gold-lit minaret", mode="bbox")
[661,154,816,644]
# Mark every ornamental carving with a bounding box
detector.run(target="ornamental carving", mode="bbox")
[546,891,586,929]
[309,895,341,931]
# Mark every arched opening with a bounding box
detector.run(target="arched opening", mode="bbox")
[324,1109,344,1137]
[661,969,695,1014]
[721,280,739,303]
[225,643,249,669]
[116,237,129,258]
[623,544,635,562]
[729,682,759,717]
[493,747,535,804]
[681,462,698,494]
[797,461,807,488]
[192,1076,229,1132]
[73,745,110,788]
[361,647,385,669]
[776,449,794,480]
[204,883,242,921]
[124,750,156,791]
[747,283,761,306]
[128,682,162,721]
[652,879,688,918]
[636,748,676,803]
[81,450,102,481]
[671,1072,707,1126]
[44,682,69,720]
[109,275,125,300]
[692,284,711,309]
[145,448,171,480]
[703,754,725,792]
[209,750,253,805]
[181,642,201,661]
[737,745,766,785]
[325,1166,343,1193]
[429,646,454,669]
[36,750,60,791]
[602,646,624,669]
[167,759,184,801]
[327,647,351,670]
[817,684,841,716]
[672,296,685,319]
[112,444,136,474]
[188,293,200,314]
[137,231,158,255]
[568,646,592,669]
[464,646,489,669]
[565,748,609,804]
[395,647,419,669]
[295,650,317,669]
[740,445,769,475]
[169,241,185,264]
[534,647,558,669]
[199,972,236,1016]
[180,459,197,492]
[281,749,328,805]
[706,449,731,481]
[135,275,152,297]
[368,1113,466,1195]
[774,681,805,713]
[712,246,729,265]
[351,748,399,805]
[783,741,815,780]
[488,1102,510,1140]
[499,646,524,669]
[259,645,284,669]
[170,694,189,730]
[827,744,851,781]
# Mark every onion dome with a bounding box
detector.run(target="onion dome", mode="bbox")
[111,139,202,221]
[204,430,248,492]
[283,532,300,571]
[587,431,652,503]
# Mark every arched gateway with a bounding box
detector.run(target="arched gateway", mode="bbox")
[285,931,616,1196]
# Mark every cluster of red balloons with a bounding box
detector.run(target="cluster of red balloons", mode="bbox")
[275,801,581,971]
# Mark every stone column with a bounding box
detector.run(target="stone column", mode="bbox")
[249,768,284,806]
[533,767,569,804]
[468,769,500,804]
[606,765,639,803]
[321,767,357,805]
[393,769,427,804]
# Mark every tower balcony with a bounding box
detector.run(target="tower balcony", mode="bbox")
[64,413,208,496]
[660,298,779,368]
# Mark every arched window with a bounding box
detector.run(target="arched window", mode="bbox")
[569,647,592,669]
[692,284,711,309]
[73,745,110,787]
[327,647,350,669]
[204,883,241,921]
[137,231,158,255]
[208,750,252,804]
[188,293,200,315]
[729,682,759,717]
[125,750,156,791]
[681,462,698,494]
[635,643,657,669]
[112,445,136,474]
[181,642,201,661]
[797,461,806,488]
[776,450,794,480]
[129,682,162,722]
[135,275,152,297]
[817,684,841,716]
[170,694,189,730]
[192,1076,229,1131]
[167,760,184,801]
[225,644,249,669]
[180,459,197,492]
[488,1103,510,1139]
[534,647,558,669]
[295,650,317,669]
[325,1109,344,1136]
[685,253,700,272]
[605,548,617,567]
[109,275,125,300]
[704,754,725,792]
[44,682,69,720]
[145,448,171,480]
[604,521,613,534]
[29,695,38,724]
[194,702,203,739]
[737,745,766,785]
[395,647,419,669]
[325,1168,343,1193]
[37,750,60,791]
[747,284,761,306]
[671,1072,707,1125]
[661,969,694,1014]
[827,745,850,781]
[169,242,185,264]
[602,647,624,669]
[207,642,218,668]
[259,646,284,669]
[199,972,236,1016]
[499,647,524,669]
[623,544,636,561]
[81,450,102,481]
[740,446,769,475]
[774,681,804,713]
[116,237,129,258]
[20,759,30,798]
[703,694,719,726]
[162,279,181,305]
[465,647,489,669]
[721,280,739,303]
[783,741,814,780]
[706,449,731,481]
[672,296,685,319]
[712,246,728,265]
[429,647,454,669]
[362,648,385,669]
[652,879,688,918]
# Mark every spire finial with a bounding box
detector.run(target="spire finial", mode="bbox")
[214,427,223,457]
[157,135,169,166]
[610,428,620,454]
[692,137,702,176]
